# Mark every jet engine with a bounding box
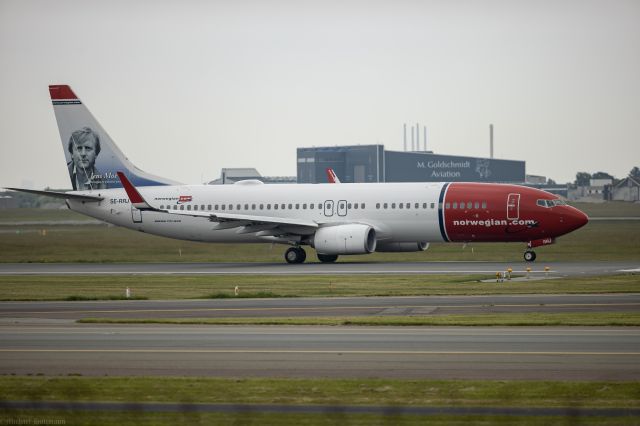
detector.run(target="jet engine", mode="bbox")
[312,224,376,255]
[376,242,430,252]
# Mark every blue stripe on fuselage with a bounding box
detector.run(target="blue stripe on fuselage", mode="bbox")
[438,182,450,242]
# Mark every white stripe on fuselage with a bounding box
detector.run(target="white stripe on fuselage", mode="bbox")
[69,182,447,244]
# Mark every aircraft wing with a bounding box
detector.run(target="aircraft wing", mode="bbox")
[4,187,104,202]
[147,208,318,229]
[116,172,318,234]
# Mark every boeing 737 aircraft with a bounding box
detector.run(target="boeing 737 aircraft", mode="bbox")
[6,85,589,264]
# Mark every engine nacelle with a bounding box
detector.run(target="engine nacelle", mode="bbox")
[313,224,377,255]
[376,242,430,252]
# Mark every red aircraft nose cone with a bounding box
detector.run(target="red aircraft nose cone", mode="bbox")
[566,207,589,231]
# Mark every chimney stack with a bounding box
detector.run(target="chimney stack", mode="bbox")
[489,124,494,159]
[423,126,427,151]
[403,123,407,151]
[411,126,415,151]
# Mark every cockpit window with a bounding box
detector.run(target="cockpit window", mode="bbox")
[537,199,567,208]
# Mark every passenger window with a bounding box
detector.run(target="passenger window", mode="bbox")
[288,204,292,209]
[376,203,380,209]
[295,204,299,209]
[466,202,472,209]
[399,203,403,209]
[274,204,279,210]
[244,204,249,210]
[354,203,358,209]
[445,203,450,209]
[237,204,241,210]
[221,205,226,210]
[303,203,307,209]
[260,204,264,209]
[384,203,388,209]
[173,205,177,210]
[430,203,435,209]
[180,205,184,210]
[281,204,286,210]
[215,204,219,210]
[347,203,352,209]
[391,203,396,209]
[193,205,198,211]
[453,202,457,209]
[186,205,191,211]
[208,205,212,210]
[415,203,419,209]
[405,203,410,209]
[474,202,479,209]
[267,204,271,210]
[361,203,365,209]
[310,204,314,209]
[160,205,164,209]
[482,202,487,209]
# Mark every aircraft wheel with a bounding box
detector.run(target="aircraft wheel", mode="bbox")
[524,250,537,262]
[317,253,338,263]
[285,247,306,264]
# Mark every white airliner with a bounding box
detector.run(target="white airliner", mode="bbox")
[5,85,588,264]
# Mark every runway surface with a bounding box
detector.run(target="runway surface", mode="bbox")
[1,293,639,320]
[0,324,638,380]
[0,260,638,276]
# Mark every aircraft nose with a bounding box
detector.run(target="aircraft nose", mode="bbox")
[565,207,589,231]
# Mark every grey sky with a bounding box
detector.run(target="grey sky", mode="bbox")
[1,0,638,188]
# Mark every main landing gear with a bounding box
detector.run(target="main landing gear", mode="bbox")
[524,250,537,262]
[285,246,307,264]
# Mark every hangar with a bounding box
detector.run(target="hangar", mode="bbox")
[297,145,525,184]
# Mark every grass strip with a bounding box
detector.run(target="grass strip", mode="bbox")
[1,273,639,301]
[1,411,634,426]
[1,218,639,263]
[0,377,638,408]
[77,312,640,327]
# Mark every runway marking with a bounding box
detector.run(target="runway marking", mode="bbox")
[0,270,559,276]
[0,349,638,356]
[3,327,640,336]
[3,302,639,316]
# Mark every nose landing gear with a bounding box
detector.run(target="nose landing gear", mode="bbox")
[524,250,537,262]
[285,246,307,264]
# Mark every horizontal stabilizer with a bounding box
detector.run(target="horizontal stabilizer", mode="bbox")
[4,187,103,202]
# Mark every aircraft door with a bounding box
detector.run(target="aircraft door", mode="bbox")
[507,193,520,220]
[323,200,334,217]
[337,200,347,217]
[131,205,142,223]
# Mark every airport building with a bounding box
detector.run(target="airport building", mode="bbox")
[297,145,526,184]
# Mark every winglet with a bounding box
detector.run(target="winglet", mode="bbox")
[49,85,78,101]
[326,168,341,184]
[117,172,153,209]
